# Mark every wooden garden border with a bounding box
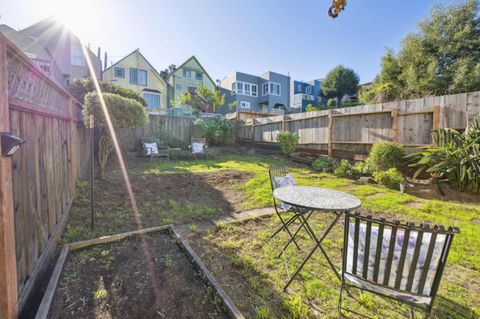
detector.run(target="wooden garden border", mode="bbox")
[34,225,245,319]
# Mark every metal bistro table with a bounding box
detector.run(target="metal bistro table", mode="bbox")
[273,185,361,290]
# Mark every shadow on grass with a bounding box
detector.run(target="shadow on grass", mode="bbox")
[434,295,478,319]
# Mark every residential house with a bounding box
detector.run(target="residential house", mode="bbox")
[0,24,64,84]
[166,56,216,111]
[103,49,167,112]
[290,79,325,113]
[220,71,290,114]
[20,17,102,87]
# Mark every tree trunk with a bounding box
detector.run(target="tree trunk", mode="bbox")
[97,134,113,180]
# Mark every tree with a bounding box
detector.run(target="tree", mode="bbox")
[170,86,226,115]
[68,78,147,107]
[321,65,360,106]
[366,0,480,102]
[84,92,148,179]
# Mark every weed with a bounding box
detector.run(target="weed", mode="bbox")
[188,223,199,232]
[93,288,107,300]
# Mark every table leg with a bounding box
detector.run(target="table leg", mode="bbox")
[277,211,314,258]
[284,211,343,290]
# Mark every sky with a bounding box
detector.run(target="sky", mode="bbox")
[0,0,464,84]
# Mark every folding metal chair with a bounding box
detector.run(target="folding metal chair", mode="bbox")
[339,211,460,318]
[268,165,313,254]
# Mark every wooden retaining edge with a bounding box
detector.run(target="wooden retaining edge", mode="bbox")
[68,225,172,251]
[34,225,245,319]
[171,227,246,319]
[34,244,69,319]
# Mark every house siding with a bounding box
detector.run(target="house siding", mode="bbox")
[220,71,290,114]
[167,56,216,108]
[102,50,167,111]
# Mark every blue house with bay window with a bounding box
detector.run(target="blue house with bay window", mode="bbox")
[220,71,290,114]
[290,79,325,113]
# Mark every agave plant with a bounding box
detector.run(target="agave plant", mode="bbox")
[406,120,480,193]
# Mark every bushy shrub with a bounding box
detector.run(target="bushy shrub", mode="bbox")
[334,160,355,178]
[352,161,372,177]
[366,142,405,172]
[277,131,299,156]
[312,157,334,173]
[373,168,406,190]
[407,121,480,193]
[327,98,337,108]
[200,117,233,146]
[69,78,147,107]
[84,92,148,179]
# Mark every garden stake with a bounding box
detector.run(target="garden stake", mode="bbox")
[90,114,95,231]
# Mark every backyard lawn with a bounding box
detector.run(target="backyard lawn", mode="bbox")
[62,154,480,319]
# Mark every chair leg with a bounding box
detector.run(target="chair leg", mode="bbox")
[270,212,302,250]
[338,284,344,314]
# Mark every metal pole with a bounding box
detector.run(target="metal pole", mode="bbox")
[90,114,95,230]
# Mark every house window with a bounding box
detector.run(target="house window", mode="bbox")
[130,68,138,84]
[240,101,250,109]
[114,67,125,78]
[139,69,147,86]
[297,84,302,92]
[176,83,182,90]
[252,84,258,97]
[231,82,236,94]
[143,92,161,110]
[237,82,244,95]
[262,83,268,96]
[195,72,203,80]
[130,68,147,85]
[183,70,191,78]
[269,82,281,96]
[71,46,85,66]
[244,83,251,95]
[306,86,312,94]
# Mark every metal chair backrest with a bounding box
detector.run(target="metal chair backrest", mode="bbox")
[191,137,207,153]
[342,211,459,308]
[268,165,289,192]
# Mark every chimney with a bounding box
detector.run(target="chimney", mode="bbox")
[97,47,101,59]
[104,52,108,71]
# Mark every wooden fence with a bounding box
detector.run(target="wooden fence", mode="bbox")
[238,92,480,159]
[117,114,195,151]
[0,34,90,318]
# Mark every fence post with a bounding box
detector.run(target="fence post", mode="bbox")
[68,98,78,193]
[328,109,333,158]
[433,105,440,130]
[391,109,398,142]
[251,121,255,146]
[0,36,19,319]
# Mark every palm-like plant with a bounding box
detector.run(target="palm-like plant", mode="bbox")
[407,120,480,193]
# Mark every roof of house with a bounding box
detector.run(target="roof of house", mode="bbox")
[103,49,166,86]
[169,55,216,86]
[0,24,52,61]
[20,17,99,60]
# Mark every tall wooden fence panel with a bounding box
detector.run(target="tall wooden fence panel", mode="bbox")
[238,91,480,159]
[0,34,90,318]
[117,114,195,151]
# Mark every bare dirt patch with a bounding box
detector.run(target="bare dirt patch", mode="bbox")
[404,201,424,209]
[366,193,383,199]
[49,232,229,319]
[407,180,480,205]
[66,169,253,238]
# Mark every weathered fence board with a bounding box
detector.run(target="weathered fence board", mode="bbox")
[117,114,195,151]
[0,34,90,318]
[238,91,480,159]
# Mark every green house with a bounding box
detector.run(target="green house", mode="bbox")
[167,56,216,109]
